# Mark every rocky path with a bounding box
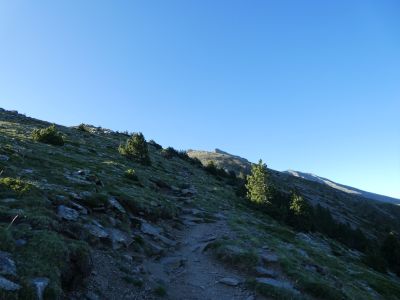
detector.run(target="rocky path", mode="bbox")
[145,215,256,300]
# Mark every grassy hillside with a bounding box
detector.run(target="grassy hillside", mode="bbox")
[0,108,399,299]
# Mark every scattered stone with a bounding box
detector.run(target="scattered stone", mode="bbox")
[180,186,197,197]
[108,197,126,214]
[213,212,227,220]
[22,168,34,174]
[69,201,88,215]
[58,205,79,221]
[219,277,241,286]
[260,251,279,264]
[15,239,27,247]
[0,198,17,204]
[255,278,297,292]
[105,228,131,250]
[31,277,49,300]
[162,257,187,270]
[0,251,17,276]
[255,266,277,278]
[84,224,109,239]
[141,222,162,236]
[146,241,164,256]
[156,234,177,247]
[182,208,204,216]
[0,155,9,161]
[181,215,204,224]
[0,275,20,291]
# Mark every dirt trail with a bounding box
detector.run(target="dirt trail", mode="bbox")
[145,217,256,300]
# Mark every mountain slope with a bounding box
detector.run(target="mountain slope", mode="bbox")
[284,170,400,205]
[1,108,400,300]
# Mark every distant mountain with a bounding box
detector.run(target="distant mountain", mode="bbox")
[187,149,252,175]
[187,149,400,206]
[284,170,400,205]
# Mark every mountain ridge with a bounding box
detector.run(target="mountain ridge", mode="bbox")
[187,148,399,205]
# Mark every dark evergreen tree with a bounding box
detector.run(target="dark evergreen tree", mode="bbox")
[287,192,313,231]
[119,132,151,165]
[245,159,270,205]
[381,232,400,275]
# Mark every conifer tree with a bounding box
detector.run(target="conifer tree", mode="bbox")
[119,132,151,165]
[288,192,313,231]
[245,159,270,204]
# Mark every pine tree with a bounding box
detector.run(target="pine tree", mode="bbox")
[245,159,270,204]
[119,132,151,165]
[288,192,313,231]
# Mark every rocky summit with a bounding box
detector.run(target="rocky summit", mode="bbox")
[0,108,400,300]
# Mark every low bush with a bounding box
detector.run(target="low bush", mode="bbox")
[77,123,89,132]
[124,169,139,181]
[32,125,64,146]
[0,177,32,196]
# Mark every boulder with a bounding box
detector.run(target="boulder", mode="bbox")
[141,222,162,236]
[0,155,9,161]
[0,251,17,276]
[84,224,109,239]
[108,197,126,214]
[0,276,20,291]
[161,256,187,270]
[219,277,241,286]
[105,228,131,250]
[255,278,297,293]
[259,251,279,264]
[255,266,277,278]
[58,205,79,221]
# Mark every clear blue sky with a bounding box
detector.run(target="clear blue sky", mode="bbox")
[1,1,399,198]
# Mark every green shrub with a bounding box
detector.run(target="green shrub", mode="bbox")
[161,147,179,159]
[32,125,64,146]
[124,169,139,181]
[154,285,167,297]
[77,123,89,132]
[118,133,151,165]
[0,227,15,252]
[0,177,32,195]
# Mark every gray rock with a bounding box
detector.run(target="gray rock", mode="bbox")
[69,201,88,215]
[255,266,277,278]
[181,215,204,223]
[0,155,9,161]
[156,234,177,247]
[213,212,227,220]
[260,251,279,264]
[219,277,241,286]
[84,224,109,238]
[146,240,164,256]
[58,205,79,221]
[108,197,126,214]
[255,278,297,292]
[141,222,162,236]
[31,277,49,300]
[0,251,17,276]
[15,239,27,247]
[161,257,187,269]
[0,198,17,204]
[0,275,20,291]
[105,228,131,250]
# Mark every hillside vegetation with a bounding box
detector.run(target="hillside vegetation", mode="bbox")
[1,108,400,300]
